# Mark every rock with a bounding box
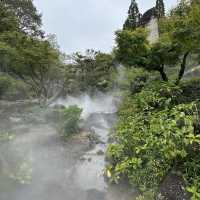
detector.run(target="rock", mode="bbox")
[52,104,66,110]
[157,172,191,200]
[88,133,103,145]
[79,156,87,161]
[96,150,104,155]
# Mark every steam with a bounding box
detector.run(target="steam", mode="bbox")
[51,92,119,119]
[0,66,137,200]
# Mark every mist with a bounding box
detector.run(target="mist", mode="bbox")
[0,71,137,200]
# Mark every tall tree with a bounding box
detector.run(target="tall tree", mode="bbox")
[2,0,43,36]
[156,0,165,18]
[123,0,140,30]
[0,3,19,33]
[115,28,178,82]
[65,50,114,93]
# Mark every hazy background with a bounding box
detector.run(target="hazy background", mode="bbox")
[34,0,179,54]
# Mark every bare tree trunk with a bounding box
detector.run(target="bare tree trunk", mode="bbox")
[159,65,168,82]
[176,51,190,85]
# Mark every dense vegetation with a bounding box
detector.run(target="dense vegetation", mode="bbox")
[0,1,114,102]
[107,0,200,199]
[64,49,115,94]
[60,105,82,136]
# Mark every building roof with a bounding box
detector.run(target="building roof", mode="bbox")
[140,7,157,26]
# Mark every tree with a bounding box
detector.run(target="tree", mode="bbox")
[115,28,149,67]
[147,37,180,81]
[2,0,43,36]
[65,50,114,93]
[115,28,181,82]
[123,0,141,30]
[161,0,200,84]
[0,0,65,102]
[116,1,200,83]
[0,3,19,33]
[156,0,165,19]
[0,30,64,101]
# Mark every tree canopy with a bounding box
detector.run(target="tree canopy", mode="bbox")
[156,0,165,18]
[2,0,43,36]
[116,0,200,84]
[123,0,141,30]
[0,1,64,102]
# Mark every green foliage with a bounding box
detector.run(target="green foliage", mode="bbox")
[135,191,155,200]
[2,0,42,36]
[160,1,200,83]
[0,131,15,142]
[183,153,200,199]
[9,159,33,185]
[61,106,82,136]
[0,73,28,100]
[0,74,12,96]
[65,50,114,94]
[106,82,199,194]
[116,1,200,83]
[115,27,172,82]
[115,28,149,68]
[0,1,64,101]
[0,3,19,32]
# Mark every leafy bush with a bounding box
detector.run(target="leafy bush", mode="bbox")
[0,131,15,142]
[61,105,82,136]
[64,50,114,94]
[106,82,200,196]
[0,73,28,100]
[183,153,200,199]
[135,191,155,200]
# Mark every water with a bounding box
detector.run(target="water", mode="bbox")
[0,94,137,200]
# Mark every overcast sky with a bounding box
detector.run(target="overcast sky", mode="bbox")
[34,0,178,54]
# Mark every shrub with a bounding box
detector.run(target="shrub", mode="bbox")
[183,153,200,199]
[0,73,28,100]
[106,81,200,195]
[135,191,155,200]
[0,131,15,142]
[61,105,82,136]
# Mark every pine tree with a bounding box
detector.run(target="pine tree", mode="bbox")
[123,0,140,30]
[156,0,165,19]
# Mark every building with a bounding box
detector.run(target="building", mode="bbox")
[124,0,165,43]
[140,7,160,43]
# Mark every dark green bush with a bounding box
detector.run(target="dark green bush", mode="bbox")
[0,73,28,100]
[61,105,82,136]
